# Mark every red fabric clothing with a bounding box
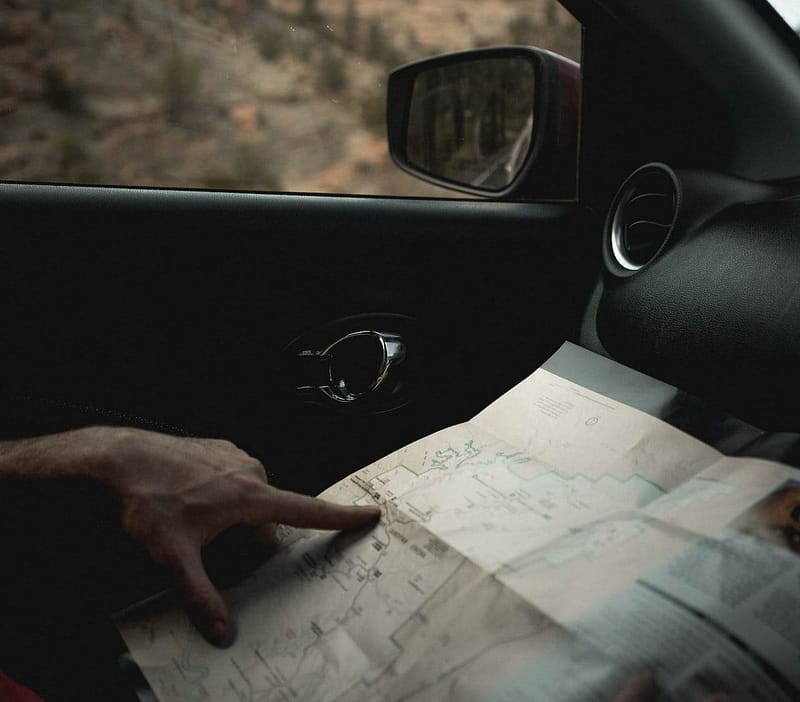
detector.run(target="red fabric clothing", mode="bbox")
[0,669,45,702]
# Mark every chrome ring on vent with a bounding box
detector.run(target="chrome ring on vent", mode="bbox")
[604,162,679,277]
[610,183,644,272]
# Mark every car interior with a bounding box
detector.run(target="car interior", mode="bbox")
[2,0,800,699]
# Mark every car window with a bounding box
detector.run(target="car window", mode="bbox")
[765,0,800,31]
[0,1,580,197]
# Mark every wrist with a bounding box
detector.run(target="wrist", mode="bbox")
[64,425,141,488]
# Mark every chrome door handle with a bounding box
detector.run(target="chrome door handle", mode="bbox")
[297,330,406,403]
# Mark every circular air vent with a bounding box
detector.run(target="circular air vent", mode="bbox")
[605,163,679,276]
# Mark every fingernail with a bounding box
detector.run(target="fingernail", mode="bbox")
[208,619,234,648]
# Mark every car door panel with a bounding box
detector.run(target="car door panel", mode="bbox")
[0,184,597,494]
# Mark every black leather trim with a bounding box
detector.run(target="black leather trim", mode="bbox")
[598,195,800,429]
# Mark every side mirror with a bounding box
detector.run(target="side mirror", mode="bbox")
[387,47,580,200]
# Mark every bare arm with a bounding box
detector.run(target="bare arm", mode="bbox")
[0,426,381,646]
[0,427,113,481]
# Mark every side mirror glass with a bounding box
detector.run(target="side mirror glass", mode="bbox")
[387,47,580,200]
[405,58,536,191]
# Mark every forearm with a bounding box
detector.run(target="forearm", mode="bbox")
[0,426,111,482]
[0,424,380,647]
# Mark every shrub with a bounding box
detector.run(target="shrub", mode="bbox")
[364,19,406,68]
[235,145,281,189]
[157,51,200,124]
[508,13,537,45]
[344,0,359,50]
[42,66,85,115]
[52,133,98,182]
[301,0,323,24]
[121,1,137,29]
[257,22,289,61]
[316,48,348,94]
[204,145,282,191]
[365,18,385,62]
[360,88,385,136]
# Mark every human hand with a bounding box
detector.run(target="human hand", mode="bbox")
[612,671,660,702]
[85,427,381,646]
[612,670,729,702]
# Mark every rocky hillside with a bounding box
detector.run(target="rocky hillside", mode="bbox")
[0,0,579,196]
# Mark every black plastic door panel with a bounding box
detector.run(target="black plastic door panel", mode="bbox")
[0,184,596,495]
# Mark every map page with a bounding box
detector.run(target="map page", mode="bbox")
[118,356,730,702]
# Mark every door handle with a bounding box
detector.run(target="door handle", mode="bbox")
[296,330,406,403]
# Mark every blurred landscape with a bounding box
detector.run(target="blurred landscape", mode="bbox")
[0,0,580,196]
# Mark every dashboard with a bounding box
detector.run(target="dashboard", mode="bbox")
[590,161,800,430]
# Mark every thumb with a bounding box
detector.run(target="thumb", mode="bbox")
[170,546,234,647]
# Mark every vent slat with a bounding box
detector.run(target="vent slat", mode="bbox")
[626,219,672,230]
[624,192,675,226]
[608,164,678,272]
[624,221,670,264]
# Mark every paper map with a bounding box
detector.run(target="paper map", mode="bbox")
[119,349,796,702]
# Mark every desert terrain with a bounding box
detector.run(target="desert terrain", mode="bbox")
[0,0,580,196]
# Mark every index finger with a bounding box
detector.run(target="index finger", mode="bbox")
[252,487,381,531]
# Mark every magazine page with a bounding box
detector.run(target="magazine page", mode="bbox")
[496,456,800,620]
[514,457,800,702]
[573,580,794,702]
[639,469,800,697]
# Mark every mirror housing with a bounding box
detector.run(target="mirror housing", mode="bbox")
[387,47,580,200]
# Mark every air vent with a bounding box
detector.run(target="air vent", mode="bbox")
[606,163,678,275]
